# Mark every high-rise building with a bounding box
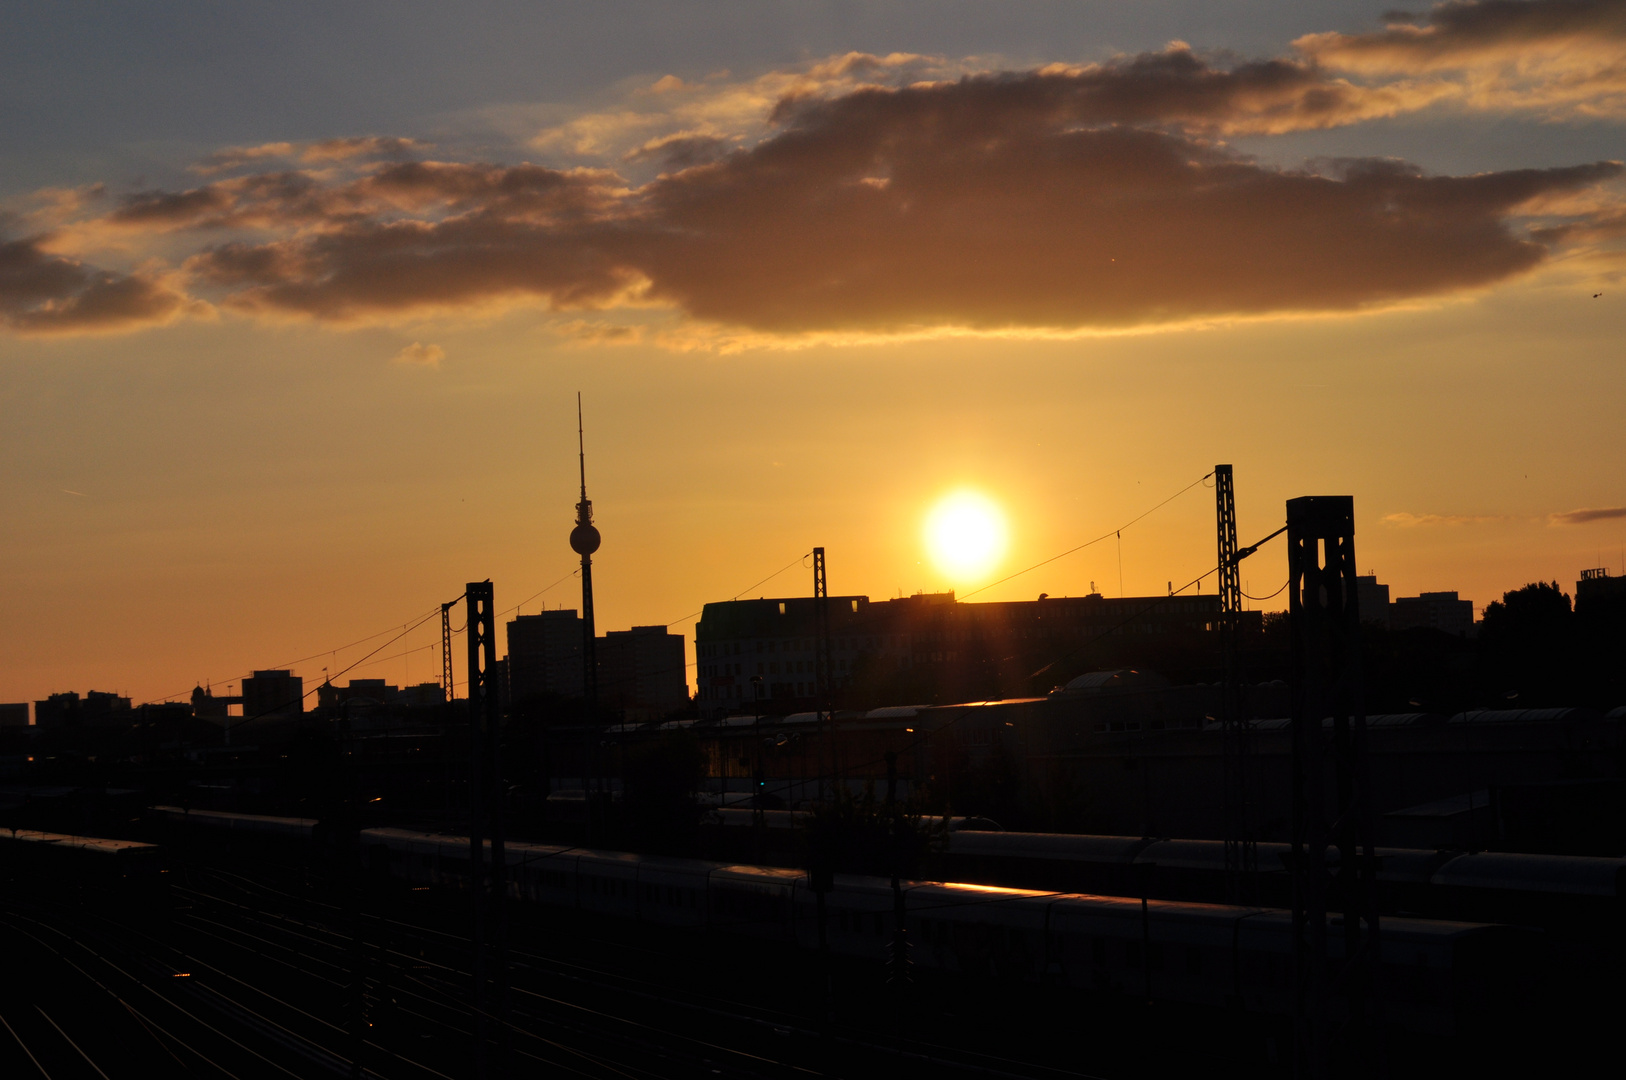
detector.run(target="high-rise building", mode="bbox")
[598,625,688,722]
[506,610,586,706]
[1389,591,1475,636]
[1355,575,1391,627]
[242,670,304,718]
[0,703,28,727]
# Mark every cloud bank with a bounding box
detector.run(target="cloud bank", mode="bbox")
[6,2,1626,341]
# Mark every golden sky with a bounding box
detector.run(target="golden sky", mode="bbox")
[2,1,1624,705]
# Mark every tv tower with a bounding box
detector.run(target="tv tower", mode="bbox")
[570,392,600,712]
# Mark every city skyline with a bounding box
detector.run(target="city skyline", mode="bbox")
[4,1,1625,705]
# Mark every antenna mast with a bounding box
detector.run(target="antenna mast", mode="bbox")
[569,392,602,838]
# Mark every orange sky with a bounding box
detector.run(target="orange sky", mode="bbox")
[3,1,1624,706]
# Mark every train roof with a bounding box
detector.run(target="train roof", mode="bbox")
[1430,852,1624,896]
[949,830,1147,862]
[3,829,158,854]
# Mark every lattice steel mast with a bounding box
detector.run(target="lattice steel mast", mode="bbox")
[813,547,833,799]
[1216,464,1256,896]
[440,601,455,703]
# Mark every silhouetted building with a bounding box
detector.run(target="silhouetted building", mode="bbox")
[317,678,448,711]
[506,610,585,706]
[191,684,238,720]
[242,670,303,718]
[1576,567,1626,617]
[1356,575,1391,627]
[33,690,129,727]
[0,703,28,727]
[695,590,1254,715]
[35,692,79,727]
[598,625,688,721]
[318,678,395,710]
[82,690,132,725]
[1390,591,1474,635]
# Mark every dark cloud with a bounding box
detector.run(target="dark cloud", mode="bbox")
[769,48,1433,136]
[1299,1,1626,120]
[1304,0,1626,65]
[15,49,1626,338]
[1551,506,1626,523]
[175,71,1620,333]
[0,235,190,335]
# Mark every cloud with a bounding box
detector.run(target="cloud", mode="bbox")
[1549,505,1626,523]
[175,100,1616,334]
[1382,511,1514,526]
[1299,0,1626,119]
[550,319,645,344]
[0,234,195,335]
[193,136,429,175]
[10,42,1626,340]
[390,341,445,367]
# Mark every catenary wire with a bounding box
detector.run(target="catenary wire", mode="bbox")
[959,472,1213,601]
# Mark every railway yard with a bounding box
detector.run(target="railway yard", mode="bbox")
[2,812,1619,1079]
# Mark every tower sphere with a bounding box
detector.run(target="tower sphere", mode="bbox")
[570,523,601,555]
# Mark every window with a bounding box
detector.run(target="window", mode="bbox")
[778,602,786,614]
[1186,946,1203,975]
[1092,938,1107,967]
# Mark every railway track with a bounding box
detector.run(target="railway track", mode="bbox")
[2,855,1117,1080]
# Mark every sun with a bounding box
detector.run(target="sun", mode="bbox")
[924,491,1009,583]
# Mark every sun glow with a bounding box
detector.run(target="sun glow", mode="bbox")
[924,491,1009,583]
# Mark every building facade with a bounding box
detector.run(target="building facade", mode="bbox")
[694,590,1253,715]
[598,625,688,722]
[1390,591,1475,636]
[506,610,586,706]
[242,670,303,718]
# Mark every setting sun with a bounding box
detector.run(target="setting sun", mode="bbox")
[924,491,1009,583]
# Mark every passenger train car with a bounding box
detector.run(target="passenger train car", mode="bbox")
[360,827,1535,1038]
[0,828,168,905]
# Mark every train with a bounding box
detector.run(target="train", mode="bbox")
[0,827,168,904]
[358,825,1537,1038]
[709,808,1626,937]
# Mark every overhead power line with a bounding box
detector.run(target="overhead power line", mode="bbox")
[960,471,1214,601]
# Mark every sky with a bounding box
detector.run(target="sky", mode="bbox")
[3,1,1624,706]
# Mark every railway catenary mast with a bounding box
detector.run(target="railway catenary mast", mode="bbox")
[813,547,833,798]
[1215,465,1256,898]
[464,580,507,1077]
[1286,496,1381,1078]
[440,601,455,703]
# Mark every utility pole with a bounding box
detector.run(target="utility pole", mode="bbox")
[466,581,506,1078]
[1215,465,1256,899]
[571,394,602,842]
[813,547,833,801]
[1285,497,1381,1079]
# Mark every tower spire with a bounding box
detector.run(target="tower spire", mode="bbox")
[569,393,602,839]
[575,391,592,529]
